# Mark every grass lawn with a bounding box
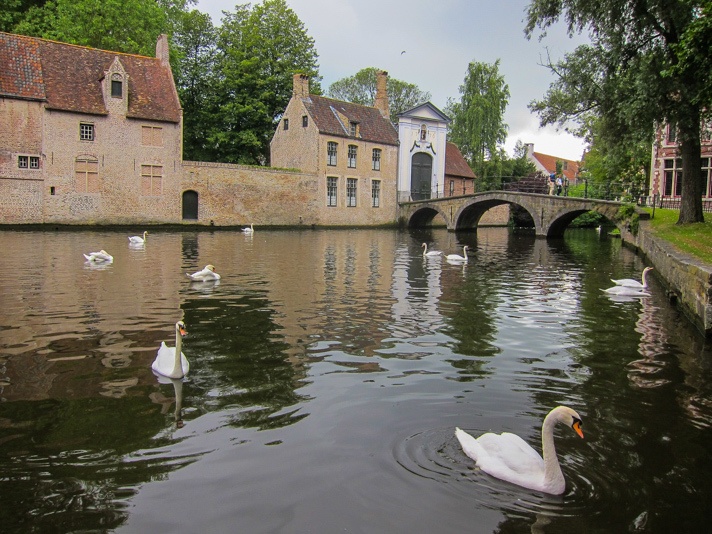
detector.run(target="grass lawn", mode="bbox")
[647,208,712,264]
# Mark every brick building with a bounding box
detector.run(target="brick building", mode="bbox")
[524,143,581,185]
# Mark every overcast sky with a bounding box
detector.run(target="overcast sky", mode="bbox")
[196,0,589,161]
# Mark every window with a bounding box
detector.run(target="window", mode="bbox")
[302,115,308,127]
[347,178,357,207]
[663,158,682,196]
[142,125,163,147]
[372,148,381,171]
[327,177,338,206]
[348,145,357,168]
[449,180,455,196]
[18,155,28,168]
[283,118,289,130]
[420,124,427,141]
[703,157,711,197]
[80,123,94,141]
[666,123,677,144]
[111,79,122,98]
[563,161,568,170]
[75,157,99,193]
[327,142,337,166]
[141,164,163,196]
[29,156,39,169]
[371,180,380,208]
[349,121,358,136]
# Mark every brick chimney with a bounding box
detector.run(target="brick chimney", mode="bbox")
[293,73,310,97]
[374,70,389,119]
[156,34,170,67]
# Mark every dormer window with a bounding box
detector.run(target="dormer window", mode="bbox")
[349,121,358,137]
[111,74,123,98]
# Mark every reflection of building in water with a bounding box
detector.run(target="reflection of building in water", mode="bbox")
[626,295,670,389]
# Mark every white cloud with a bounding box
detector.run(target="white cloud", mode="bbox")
[197,0,589,161]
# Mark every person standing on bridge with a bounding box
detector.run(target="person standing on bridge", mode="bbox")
[556,175,563,196]
[549,173,556,195]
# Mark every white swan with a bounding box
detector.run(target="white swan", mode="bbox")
[187,264,221,280]
[242,223,254,234]
[446,245,469,262]
[83,249,113,263]
[611,266,653,289]
[455,406,584,495]
[602,285,650,297]
[421,243,442,257]
[152,321,189,379]
[129,231,148,244]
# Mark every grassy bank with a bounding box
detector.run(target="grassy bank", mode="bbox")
[647,208,712,263]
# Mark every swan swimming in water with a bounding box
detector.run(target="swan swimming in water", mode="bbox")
[128,231,148,244]
[446,245,469,262]
[455,406,584,495]
[243,223,254,234]
[83,250,113,263]
[611,266,653,289]
[602,285,650,297]
[187,264,221,280]
[421,243,442,257]
[152,321,189,379]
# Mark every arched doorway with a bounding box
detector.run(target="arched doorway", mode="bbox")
[411,153,433,200]
[182,190,198,220]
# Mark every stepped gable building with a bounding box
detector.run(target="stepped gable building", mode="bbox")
[271,72,400,226]
[524,143,581,185]
[0,31,183,224]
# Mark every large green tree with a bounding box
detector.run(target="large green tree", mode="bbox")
[212,0,320,165]
[327,68,431,124]
[525,0,712,224]
[445,60,510,179]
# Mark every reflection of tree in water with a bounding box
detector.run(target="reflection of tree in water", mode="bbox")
[181,294,307,430]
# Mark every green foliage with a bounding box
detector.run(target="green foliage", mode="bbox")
[615,204,639,235]
[445,60,509,178]
[569,210,605,227]
[525,0,710,223]
[327,67,431,124]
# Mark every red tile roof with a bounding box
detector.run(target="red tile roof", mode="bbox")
[445,142,475,179]
[302,94,399,146]
[531,151,580,182]
[0,32,181,123]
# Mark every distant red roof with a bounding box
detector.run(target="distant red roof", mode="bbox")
[531,151,580,182]
[302,94,399,146]
[0,32,181,123]
[445,142,475,179]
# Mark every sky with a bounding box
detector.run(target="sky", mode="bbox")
[196,0,590,161]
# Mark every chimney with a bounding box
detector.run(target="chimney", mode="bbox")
[156,34,170,67]
[293,73,310,97]
[525,143,534,157]
[374,70,389,119]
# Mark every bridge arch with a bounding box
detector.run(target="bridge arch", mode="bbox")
[406,202,450,228]
[451,193,542,234]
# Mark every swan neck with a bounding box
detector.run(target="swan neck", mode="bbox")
[172,328,184,377]
[641,270,649,288]
[541,413,564,487]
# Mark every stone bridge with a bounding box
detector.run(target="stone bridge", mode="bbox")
[398,191,649,238]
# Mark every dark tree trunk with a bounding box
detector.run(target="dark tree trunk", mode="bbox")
[677,121,704,224]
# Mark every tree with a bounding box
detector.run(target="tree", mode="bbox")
[172,9,219,162]
[525,0,712,224]
[327,68,431,124]
[445,60,510,179]
[212,0,320,165]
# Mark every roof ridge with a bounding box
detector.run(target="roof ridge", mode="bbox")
[1,31,156,60]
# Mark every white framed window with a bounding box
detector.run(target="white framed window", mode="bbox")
[80,123,95,141]
[348,145,357,168]
[327,142,337,166]
[283,118,289,130]
[372,148,381,171]
[327,176,338,206]
[371,180,380,207]
[18,155,28,169]
[349,121,358,136]
[663,158,682,197]
[347,178,357,207]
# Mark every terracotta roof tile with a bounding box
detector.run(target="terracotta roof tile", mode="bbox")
[303,95,399,146]
[532,151,580,182]
[0,31,181,123]
[445,142,476,179]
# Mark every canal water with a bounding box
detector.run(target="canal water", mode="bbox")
[0,227,710,533]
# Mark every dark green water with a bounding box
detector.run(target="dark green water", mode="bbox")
[0,227,710,533]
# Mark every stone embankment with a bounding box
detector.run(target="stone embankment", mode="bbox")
[628,222,712,339]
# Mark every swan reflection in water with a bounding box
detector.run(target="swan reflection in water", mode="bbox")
[151,373,186,428]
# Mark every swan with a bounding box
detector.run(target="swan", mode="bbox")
[611,266,653,289]
[129,231,148,244]
[243,223,254,234]
[187,264,221,280]
[152,321,189,379]
[455,406,584,495]
[446,245,469,262]
[83,250,113,263]
[602,285,650,297]
[421,243,442,257]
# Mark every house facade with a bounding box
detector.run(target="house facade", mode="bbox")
[650,123,712,201]
[0,31,183,224]
[524,143,581,185]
